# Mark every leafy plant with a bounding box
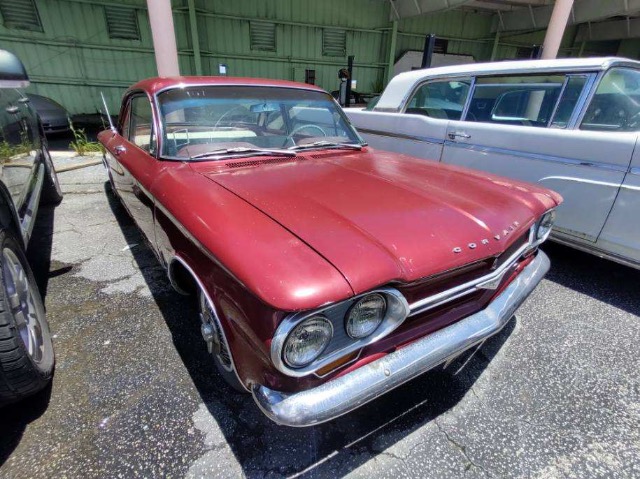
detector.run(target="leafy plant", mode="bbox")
[69,120,104,155]
[0,135,33,164]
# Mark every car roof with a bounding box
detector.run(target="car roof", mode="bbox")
[375,56,640,111]
[127,76,326,97]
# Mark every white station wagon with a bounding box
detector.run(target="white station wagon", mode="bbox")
[347,57,640,269]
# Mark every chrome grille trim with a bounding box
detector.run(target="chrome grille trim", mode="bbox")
[408,236,533,318]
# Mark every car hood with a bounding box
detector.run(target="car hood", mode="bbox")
[193,148,559,294]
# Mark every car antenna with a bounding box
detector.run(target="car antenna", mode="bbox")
[100,91,116,132]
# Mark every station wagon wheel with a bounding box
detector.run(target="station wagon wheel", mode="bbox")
[198,290,246,393]
[0,230,54,405]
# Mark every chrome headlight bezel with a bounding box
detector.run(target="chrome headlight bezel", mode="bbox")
[534,209,556,244]
[345,293,387,339]
[282,315,333,368]
[271,288,410,378]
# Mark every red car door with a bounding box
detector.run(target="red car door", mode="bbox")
[105,93,163,250]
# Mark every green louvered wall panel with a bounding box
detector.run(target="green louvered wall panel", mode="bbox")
[1,0,634,115]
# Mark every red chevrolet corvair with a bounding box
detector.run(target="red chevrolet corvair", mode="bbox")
[98,77,562,427]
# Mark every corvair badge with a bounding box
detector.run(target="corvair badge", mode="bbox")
[453,221,520,253]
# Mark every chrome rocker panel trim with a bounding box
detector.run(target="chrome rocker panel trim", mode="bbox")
[252,251,550,427]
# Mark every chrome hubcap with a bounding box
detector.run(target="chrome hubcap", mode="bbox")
[198,293,233,372]
[2,248,44,363]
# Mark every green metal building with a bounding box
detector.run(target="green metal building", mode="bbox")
[0,0,637,115]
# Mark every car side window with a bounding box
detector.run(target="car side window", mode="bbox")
[466,74,565,127]
[128,96,156,153]
[405,78,471,120]
[581,68,640,132]
[549,75,589,129]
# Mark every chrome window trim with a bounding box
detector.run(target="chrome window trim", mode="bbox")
[152,84,363,161]
[400,75,474,117]
[575,69,607,130]
[546,75,570,128]
[408,228,535,317]
[271,287,410,378]
[565,73,598,130]
[355,127,445,145]
[459,76,476,121]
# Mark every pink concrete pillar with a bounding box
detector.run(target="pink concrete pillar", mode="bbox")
[542,0,574,59]
[146,0,180,77]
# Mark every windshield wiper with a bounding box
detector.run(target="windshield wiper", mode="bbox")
[189,147,296,160]
[288,141,363,151]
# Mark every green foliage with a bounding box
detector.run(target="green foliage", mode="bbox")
[69,120,104,155]
[0,136,33,164]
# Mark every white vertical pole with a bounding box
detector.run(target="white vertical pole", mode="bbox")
[541,0,574,59]
[146,0,180,77]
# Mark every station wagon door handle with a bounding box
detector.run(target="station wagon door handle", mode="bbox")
[448,131,471,140]
[114,145,126,156]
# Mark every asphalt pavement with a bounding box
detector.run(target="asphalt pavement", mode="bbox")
[0,156,638,478]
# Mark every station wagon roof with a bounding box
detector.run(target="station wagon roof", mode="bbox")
[375,56,640,112]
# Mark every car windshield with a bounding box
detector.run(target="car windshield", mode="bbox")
[157,86,363,159]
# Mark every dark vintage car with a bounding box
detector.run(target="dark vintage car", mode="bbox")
[27,93,70,135]
[99,76,562,426]
[0,51,63,405]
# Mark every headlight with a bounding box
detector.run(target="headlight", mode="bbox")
[536,210,556,241]
[282,316,333,368]
[345,293,387,339]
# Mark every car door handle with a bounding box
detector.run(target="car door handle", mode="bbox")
[114,145,126,156]
[448,131,471,140]
[5,106,18,114]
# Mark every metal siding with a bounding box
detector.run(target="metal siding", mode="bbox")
[0,0,527,114]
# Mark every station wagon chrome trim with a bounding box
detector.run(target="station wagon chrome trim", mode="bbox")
[444,141,630,173]
[355,127,444,145]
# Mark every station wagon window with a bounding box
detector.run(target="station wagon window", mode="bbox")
[581,68,640,132]
[405,79,471,120]
[128,96,156,153]
[466,75,565,127]
[549,75,589,129]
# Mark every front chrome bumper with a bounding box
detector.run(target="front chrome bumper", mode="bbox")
[252,251,550,427]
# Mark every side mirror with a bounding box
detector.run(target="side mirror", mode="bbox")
[0,50,29,88]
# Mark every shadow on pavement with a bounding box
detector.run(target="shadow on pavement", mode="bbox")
[543,241,640,316]
[0,204,58,466]
[103,182,517,476]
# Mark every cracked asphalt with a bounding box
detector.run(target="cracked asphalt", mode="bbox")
[0,155,639,478]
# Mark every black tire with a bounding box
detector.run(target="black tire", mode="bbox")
[0,230,54,405]
[198,290,247,393]
[40,144,63,206]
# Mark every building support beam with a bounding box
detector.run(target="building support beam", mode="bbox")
[385,20,398,85]
[576,16,640,42]
[541,0,573,59]
[187,0,202,75]
[490,30,500,61]
[146,0,180,77]
[391,0,473,20]
[491,0,640,33]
